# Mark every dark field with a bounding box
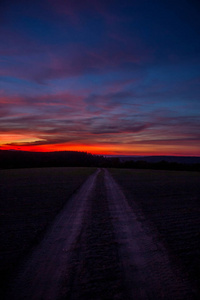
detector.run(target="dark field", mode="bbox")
[0,167,96,294]
[109,168,200,295]
[1,167,200,299]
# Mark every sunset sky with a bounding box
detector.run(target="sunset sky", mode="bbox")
[0,0,200,156]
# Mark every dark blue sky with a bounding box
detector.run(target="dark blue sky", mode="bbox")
[0,0,200,155]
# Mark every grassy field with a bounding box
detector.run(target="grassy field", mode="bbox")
[109,168,200,294]
[0,167,96,293]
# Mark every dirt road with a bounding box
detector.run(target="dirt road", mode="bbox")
[6,169,194,299]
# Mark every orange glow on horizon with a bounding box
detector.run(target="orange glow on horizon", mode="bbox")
[1,141,199,157]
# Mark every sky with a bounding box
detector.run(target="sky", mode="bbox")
[0,0,200,156]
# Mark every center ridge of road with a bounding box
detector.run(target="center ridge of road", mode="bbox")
[6,169,194,300]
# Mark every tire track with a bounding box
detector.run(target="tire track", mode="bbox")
[105,169,194,299]
[6,169,100,300]
[61,170,127,300]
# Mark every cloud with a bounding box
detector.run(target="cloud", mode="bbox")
[1,88,200,148]
[0,29,152,83]
[0,89,151,149]
[47,0,115,24]
[90,119,150,134]
[34,42,151,82]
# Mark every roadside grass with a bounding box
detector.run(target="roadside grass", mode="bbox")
[0,167,96,294]
[109,168,200,294]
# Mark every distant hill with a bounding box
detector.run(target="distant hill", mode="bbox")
[118,156,200,164]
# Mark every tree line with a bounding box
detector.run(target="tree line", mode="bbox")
[0,150,199,171]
